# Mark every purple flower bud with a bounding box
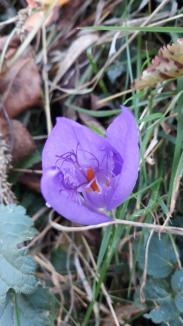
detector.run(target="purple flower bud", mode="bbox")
[41,106,139,225]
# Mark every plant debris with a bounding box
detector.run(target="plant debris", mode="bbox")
[0,36,42,118]
[134,39,183,89]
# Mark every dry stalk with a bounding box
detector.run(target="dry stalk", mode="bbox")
[0,134,16,204]
[49,210,183,237]
[140,230,154,303]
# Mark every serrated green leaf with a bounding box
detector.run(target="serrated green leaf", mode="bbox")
[171,269,183,292]
[144,298,178,324]
[175,293,183,313]
[144,279,170,302]
[168,319,183,326]
[171,269,183,313]
[137,234,177,278]
[0,288,56,326]
[0,205,38,303]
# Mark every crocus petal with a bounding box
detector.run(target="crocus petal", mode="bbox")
[41,168,111,225]
[42,117,120,170]
[106,106,139,209]
[84,186,113,209]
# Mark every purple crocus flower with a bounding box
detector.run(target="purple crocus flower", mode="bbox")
[41,106,139,225]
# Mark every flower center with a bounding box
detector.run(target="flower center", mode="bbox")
[86,167,100,193]
[55,144,122,201]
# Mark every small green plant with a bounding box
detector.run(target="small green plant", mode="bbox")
[136,233,183,325]
[0,205,55,325]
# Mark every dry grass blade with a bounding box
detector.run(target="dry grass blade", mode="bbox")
[52,33,98,89]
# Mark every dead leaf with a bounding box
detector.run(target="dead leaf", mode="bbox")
[24,0,70,31]
[11,120,36,162]
[0,36,20,61]
[134,39,183,89]
[0,36,42,118]
[102,304,145,326]
[52,33,98,87]
[0,117,35,163]
[23,5,60,31]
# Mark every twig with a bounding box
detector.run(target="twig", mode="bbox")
[42,24,52,134]
[32,206,48,222]
[150,13,183,27]
[11,168,42,174]
[140,230,154,303]
[63,244,75,324]
[75,254,93,302]
[97,89,133,105]
[49,210,183,236]
[34,253,89,299]
[27,223,51,248]
[82,236,120,326]
[0,16,18,28]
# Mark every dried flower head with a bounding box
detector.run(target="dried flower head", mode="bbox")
[134,39,183,89]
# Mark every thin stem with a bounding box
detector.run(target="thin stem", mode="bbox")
[49,210,183,236]
[42,25,52,134]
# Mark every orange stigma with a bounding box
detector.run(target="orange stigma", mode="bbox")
[86,167,100,192]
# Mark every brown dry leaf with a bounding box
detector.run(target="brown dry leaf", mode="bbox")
[23,5,60,31]
[23,10,51,31]
[0,117,35,163]
[11,120,36,162]
[0,36,19,60]
[134,39,183,89]
[24,0,70,30]
[0,36,42,118]
[102,304,145,326]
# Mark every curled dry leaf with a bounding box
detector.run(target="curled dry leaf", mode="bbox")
[22,5,61,31]
[26,0,70,8]
[134,39,183,89]
[0,117,35,163]
[0,36,42,118]
[24,0,70,30]
[11,120,36,162]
